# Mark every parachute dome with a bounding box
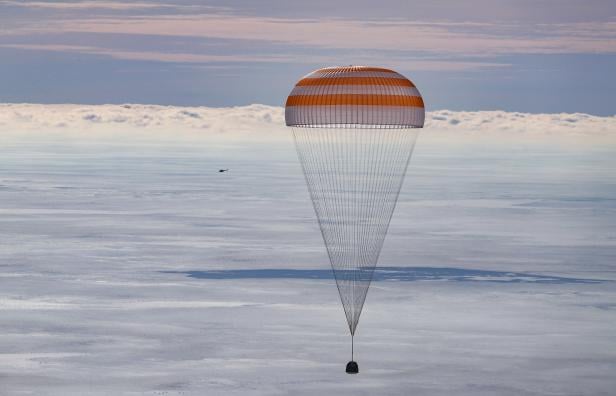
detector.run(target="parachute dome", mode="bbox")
[285,66,425,128]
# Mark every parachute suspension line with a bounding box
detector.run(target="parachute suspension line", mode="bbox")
[292,126,419,337]
[351,334,354,361]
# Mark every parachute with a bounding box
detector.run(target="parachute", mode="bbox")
[285,66,425,373]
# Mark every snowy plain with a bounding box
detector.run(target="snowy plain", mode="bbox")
[1,104,615,395]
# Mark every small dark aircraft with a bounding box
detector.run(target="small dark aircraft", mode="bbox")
[218,169,229,173]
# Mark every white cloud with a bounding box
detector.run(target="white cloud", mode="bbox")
[1,103,614,144]
[425,109,616,139]
[0,103,285,142]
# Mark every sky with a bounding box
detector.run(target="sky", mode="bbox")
[2,2,615,393]
[1,0,615,115]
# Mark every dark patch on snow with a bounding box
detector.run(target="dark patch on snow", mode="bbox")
[162,267,606,284]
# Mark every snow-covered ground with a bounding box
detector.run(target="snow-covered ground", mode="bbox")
[1,105,615,395]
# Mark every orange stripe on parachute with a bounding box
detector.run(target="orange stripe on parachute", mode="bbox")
[296,77,414,87]
[285,94,424,107]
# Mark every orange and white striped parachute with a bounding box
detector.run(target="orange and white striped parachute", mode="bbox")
[285,66,424,369]
[285,66,424,127]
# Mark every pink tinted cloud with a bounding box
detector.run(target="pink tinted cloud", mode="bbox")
[0,43,510,71]
[45,15,616,55]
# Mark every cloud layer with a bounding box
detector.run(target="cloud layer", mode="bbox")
[3,1,615,57]
[1,104,614,144]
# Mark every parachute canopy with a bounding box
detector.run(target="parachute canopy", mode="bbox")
[285,66,424,340]
[285,66,425,128]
